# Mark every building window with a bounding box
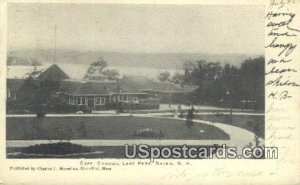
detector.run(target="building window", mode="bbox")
[69,96,75,105]
[82,97,86,105]
[95,97,105,105]
[118,95,128,102]
[76,97,81,105]
[76,97,87,105]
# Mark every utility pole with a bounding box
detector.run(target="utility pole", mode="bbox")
[168,81,171,109]
[53,25,57,64]
[116,85,120,114]
[229,93,233,124]
[227,90,233,124]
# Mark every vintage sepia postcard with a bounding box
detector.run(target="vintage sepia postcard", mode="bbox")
[0,0,299,184]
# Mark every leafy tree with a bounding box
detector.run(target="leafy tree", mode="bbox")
[158,71,171,82]
[189,60,222,104]
[102,69,119,80]
[25,63,43,78]
[239,57,265,110]
[179,57,264,110]
[84,57,119,81]
[218,64,240,106]
[183,61,196,84]
[171,72,185,85]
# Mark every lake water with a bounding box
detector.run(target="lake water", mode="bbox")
[7,63,178,80]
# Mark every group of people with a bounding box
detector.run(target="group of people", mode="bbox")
[173,104,196,120]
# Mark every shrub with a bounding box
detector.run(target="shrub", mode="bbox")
[134,128,160,138]
[22,142,92,155]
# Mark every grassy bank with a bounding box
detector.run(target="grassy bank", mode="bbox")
[195,114,264,138]
[7,116,229,140]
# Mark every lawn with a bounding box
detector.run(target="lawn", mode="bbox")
[6,116,230,140]
[7,145,217,159]
[195,114,264,138]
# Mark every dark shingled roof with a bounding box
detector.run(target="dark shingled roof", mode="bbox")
[59,78,182,95]
[37,64,69,81]
[58,80,120,95]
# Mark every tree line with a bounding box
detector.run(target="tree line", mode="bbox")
[158,56,265,110]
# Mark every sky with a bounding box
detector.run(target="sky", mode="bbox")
[8,3,265,54]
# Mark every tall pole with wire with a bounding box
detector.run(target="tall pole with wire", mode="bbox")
[53,25,57,65]
[227,90,233,124]
[229,90,233,124]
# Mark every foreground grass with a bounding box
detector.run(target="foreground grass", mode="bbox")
[7,145,217,159]
[7,116,229,140]
[195,114,264,138]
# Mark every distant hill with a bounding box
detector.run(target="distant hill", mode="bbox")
[7,55,42,66]
[8,49,263,69]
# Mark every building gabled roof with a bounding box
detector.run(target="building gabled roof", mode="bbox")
[58,80,122,95]
[37,64,69,81]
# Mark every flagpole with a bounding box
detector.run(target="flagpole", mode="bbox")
[53,25,57,65]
